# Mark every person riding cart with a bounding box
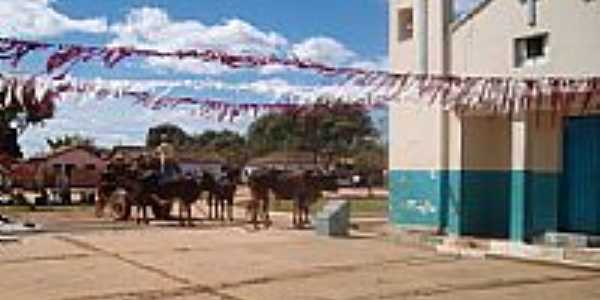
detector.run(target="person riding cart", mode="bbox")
[153,134,182,185]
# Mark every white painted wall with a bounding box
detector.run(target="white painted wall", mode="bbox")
[462,115,511,170]
[389,0,598,173]
[389,0,417,72]
[389,102,442,170]
[526,112,562,172]
[452,0,600,76]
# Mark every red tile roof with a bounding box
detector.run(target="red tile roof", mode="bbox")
[0,153,16,170]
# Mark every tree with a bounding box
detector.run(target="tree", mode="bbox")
[188,130,245,150]
[353,139,386,196]
[0,81,56,157]
[246,113,302,158]
[145,125,248,165]
[46,134,94,150]
[146,123,189,148]
[246,103,377,166]
[187,130,247,165]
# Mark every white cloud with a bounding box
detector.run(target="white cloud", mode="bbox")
[110,8,287,53]
[6,5,388,155]
[0,0,107,38]
[291,37,356,65]
[108,8,383,75]
[109,7,288,75]
[20,94,248,157]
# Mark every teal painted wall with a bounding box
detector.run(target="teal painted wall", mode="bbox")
[526,172,560,239]
[461,171,511,238]
[446,171,462,235]
[389,170,560,240]
[389,170,442,229]
[561,116,600,234]
[510,171,527,241]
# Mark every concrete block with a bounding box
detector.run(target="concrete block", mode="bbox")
[564,248,600,264]
[490,241,565,261]
[0,235,19,243]
[315,200,350,237]
[544,232,589,248]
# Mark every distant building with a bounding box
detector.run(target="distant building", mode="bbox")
[0,164,10,192]
[43,146,107,204]
[246,151,321,171]
[178,154,226,177]
[11,146,107,204]
[10,158,44,191]
[110,145,149,163]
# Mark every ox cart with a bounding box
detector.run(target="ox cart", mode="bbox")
[95,157,237,225]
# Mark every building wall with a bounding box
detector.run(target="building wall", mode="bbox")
[391,0,600,75]
[523,112,562,238]
[389,0,417,73]
[447,0,592,239]
[45,148,107,170]
[180,162,223,176]
[389,102,444,229]
[459,115,512,237]
[452,0,600,76]
[388,0,598,239]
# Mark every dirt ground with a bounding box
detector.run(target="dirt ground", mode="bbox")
[2,205,600,300]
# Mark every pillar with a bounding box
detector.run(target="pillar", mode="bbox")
[413,0,428,74]
[510,119,528,241]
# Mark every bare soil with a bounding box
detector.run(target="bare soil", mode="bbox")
[1,193,600,300]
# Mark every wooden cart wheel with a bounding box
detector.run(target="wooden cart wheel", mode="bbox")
[110,189,131,221]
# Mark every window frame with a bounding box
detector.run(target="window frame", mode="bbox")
[514,33,549,68]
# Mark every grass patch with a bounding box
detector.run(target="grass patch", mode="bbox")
[271,198,388,218]
[0,205,95,214]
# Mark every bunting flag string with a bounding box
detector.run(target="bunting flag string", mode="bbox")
[0,74,388,123]
[59,76,397,106]
[2,72,600,123]
[0,37,381,79]
[1,37,600,116]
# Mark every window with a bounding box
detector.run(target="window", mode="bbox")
[398,9,414,42]
[85,164,96,171]
[515,34,548,67]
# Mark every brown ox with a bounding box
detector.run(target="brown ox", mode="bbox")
[203,168,239,222]
[247,168,337,229]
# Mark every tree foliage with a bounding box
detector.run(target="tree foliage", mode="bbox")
[146,123,189,148]
[246,103,378,165]
[0,83,56,157]
[143,103,383,169]
[186,130,247,165]
[145,124,247,165]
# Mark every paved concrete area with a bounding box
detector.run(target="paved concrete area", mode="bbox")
[1,211,600,300]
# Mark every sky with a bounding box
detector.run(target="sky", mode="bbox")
[0,0,480,156]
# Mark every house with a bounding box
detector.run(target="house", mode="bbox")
[244,151,326,184]
[10,146,108,204]
[42,146,107,204]
[0,153,16,191]
[0,165,9,192]
[388,0,600,241]
[10,158,44,191]
[110,145,149,163]
[178,154,226,177]
[246,151,321,171]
